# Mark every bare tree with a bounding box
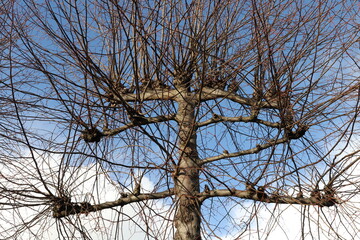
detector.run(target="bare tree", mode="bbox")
[1,0,359,239]
[0,0,16,59]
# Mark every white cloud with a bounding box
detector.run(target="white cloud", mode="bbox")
[2,140,360,239]
[218,142,360,240]
[0,151,172,240]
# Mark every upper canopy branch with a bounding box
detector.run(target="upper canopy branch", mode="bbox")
[198,87,279,108]
[199,124,308,165]
[112,89,181,102]
[197,113,281,128]
[103,114,177,136]
[199,136,288,165]
[110,87,279,109]
[80,114,176,142]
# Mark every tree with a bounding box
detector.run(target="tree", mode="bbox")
[1,0,359,239]
[0,0,15,57]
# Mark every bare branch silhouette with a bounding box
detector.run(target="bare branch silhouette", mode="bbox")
[0,0,359,239]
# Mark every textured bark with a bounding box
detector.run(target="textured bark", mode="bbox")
[174,86,201,240]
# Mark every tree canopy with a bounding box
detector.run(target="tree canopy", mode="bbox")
[0,0,359,239]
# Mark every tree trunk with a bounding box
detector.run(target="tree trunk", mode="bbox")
[174,88,201,240]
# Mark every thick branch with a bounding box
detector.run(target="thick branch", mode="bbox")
[114,89,180,102]
[102,114,176,137]
[199,125,308,165]
[198,88,278,108]
[198,189,340,207]
[52,189,174,218]
[197,114,281,128]
[117,87,280,108]
[199,136,288,165]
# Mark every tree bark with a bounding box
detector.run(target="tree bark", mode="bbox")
[174,87,201,240]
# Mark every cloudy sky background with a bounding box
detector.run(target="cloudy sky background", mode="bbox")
[1,140,359,240]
